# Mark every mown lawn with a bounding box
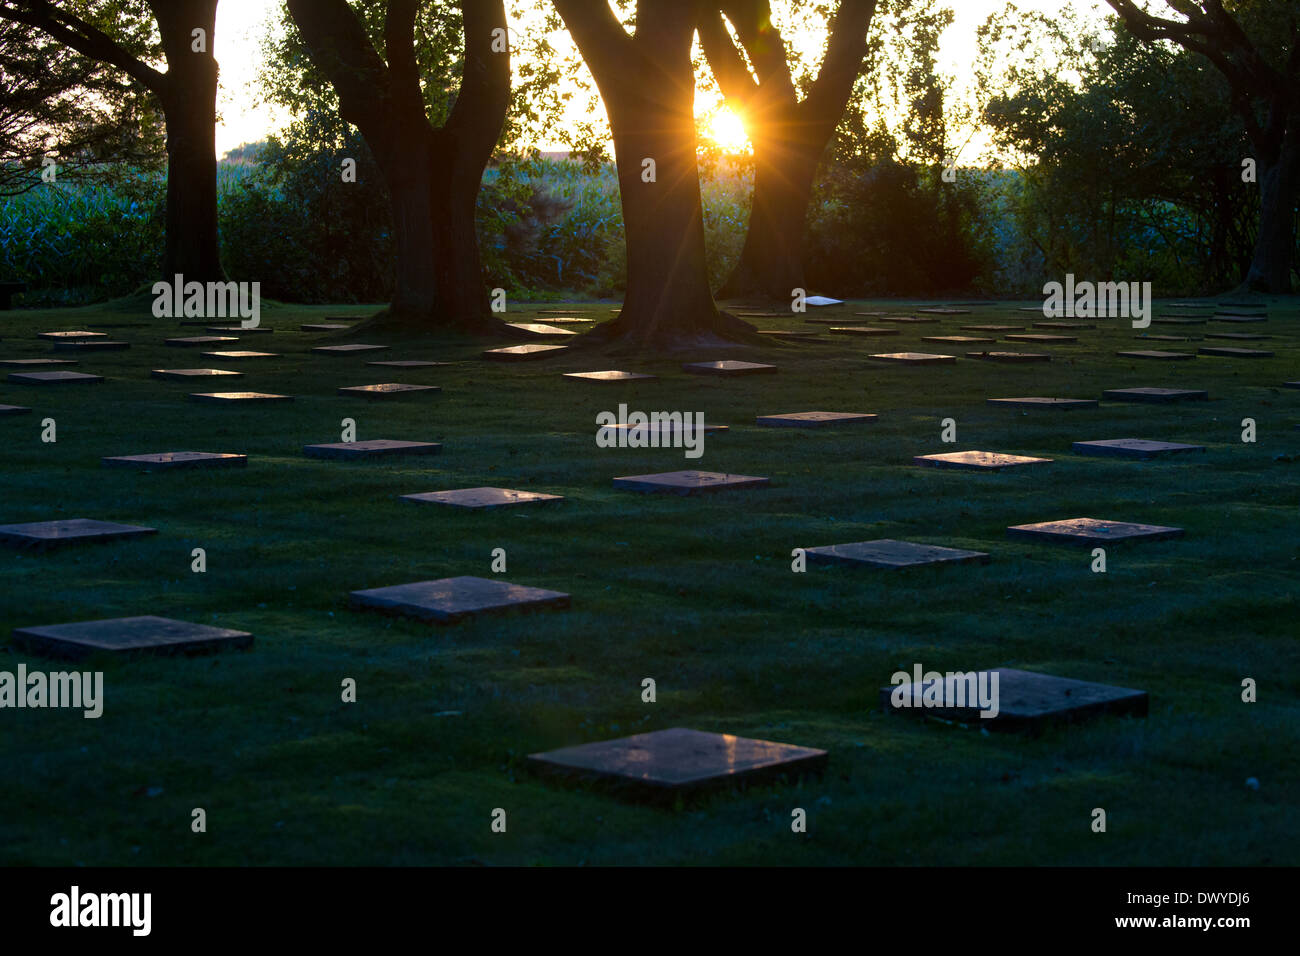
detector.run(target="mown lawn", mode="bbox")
[1,294,1296,866]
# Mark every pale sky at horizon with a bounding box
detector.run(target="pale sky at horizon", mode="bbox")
[212,0,1110,158]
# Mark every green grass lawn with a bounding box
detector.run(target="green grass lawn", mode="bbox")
[1,295,1297,866]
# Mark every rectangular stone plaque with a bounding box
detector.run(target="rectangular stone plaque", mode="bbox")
[188,391,292,404]
[51,340,129,351]
[8,370,103,385]
[804,539,989,569]
[201,351,278,360]
[1102,387,1208,403]
[312,344,390,355]
[11,615,252,660]
[402,487,562,509]
[1116,350,1196,361]
[915,450,1052,470]
[0,518,157,550]
[828,326,898,336]
[756,411,877,428]
[482,344,569,361]
[563,371,658,383]
[102,451,247,470]
[1199,347,1273,358]
[505,322,578,338]
[867,352,956,365]
[612,471,768,494]
[304,439,442,460]
[301,323,352,331]
[1072,438,1205,459]
[151,368,243,380]
[966,351,1049,363]
[1007,517,1184,545]
[0,404,32,415]
[0,359,77,367]
[986,397,1098,410]
[922,335,995,344]
[682,361,778,376]
[349,575,570,624]
[37,331,105,340]
[336,383,441,399]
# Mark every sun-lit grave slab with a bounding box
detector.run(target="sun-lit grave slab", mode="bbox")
[11,615,252,660]
[526,727,827,797]
[877,315,940,324]
[879,667,1148,730]
[537,309,583,315]
[37,330,105,341]
[828,326,899,336]
[1007,517,1184,546]
[961,324,1024,332]
[336,383,441,400]
[166,336,239,347]
[301,323,352,332]
[804,295,843,306]
[612,470,769,494]
[683,360,778,376]
[1205,331,1270,340]
[756,330,823,342]
[403,487,563,509]
[922,335,996,345]
[0,358,77,367]
[1103,387,1208,403]
[987,397,1098,410]
[367,360,450,368]
[0,404,32,415]
[481,344,569,361]
[349,575,570,624]
[966,351,1049,363]
[151,368,243,380]
[188,391,292,405]
[304,439,442,460]
[52,340,129,352]
[756,411,877,428]
[1212,315,1268,323]
[0,518,157,550]
[804,539,989,569]
[199,351,279,363]
[562,370,658,384]
[312,344,390,355]
[868,352,956,365]
[915,450,1052,470]
[505,322,579,339]
[530,317,593,324]
[1004,333,1078,344]
[8,370,103,385]
[1072,438,1205,460]
[1199,346,1274,358]
[1116,350,1196,361]
[102,451,247,471]
[1033,321,1094,330]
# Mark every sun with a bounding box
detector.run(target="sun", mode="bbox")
[706,106,751,154]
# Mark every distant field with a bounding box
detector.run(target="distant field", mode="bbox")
[0,296,1296,865]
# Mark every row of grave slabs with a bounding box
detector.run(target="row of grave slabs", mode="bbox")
[0,299,1291,802]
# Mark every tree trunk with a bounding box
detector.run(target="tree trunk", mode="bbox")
[382,129,439,323]
[429,144,496,330]
[1242,141,1299,293]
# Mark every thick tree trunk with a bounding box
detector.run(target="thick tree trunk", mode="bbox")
[382,129,439,322]
[429,145,495,329]
[1242,142,1299,293]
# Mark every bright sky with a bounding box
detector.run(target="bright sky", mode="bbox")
[213,0,1108,158]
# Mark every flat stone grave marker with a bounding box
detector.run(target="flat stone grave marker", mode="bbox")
[505,322,578,338]
[482,344,569,361]
[102,451,247,470]
[1136,335,1195,342]
[868,352,956,365]
[8,370,103,385]
[961,324,1023,332]
[537,309,582,315]
[1284,381,1300,389]
[167,336,238,347]
[917,307,970,314]
[987,397,1098,410]
[880,667,1147,730]
[804,538,989,569]
[1205,331,1269,340]
[1116,350,1195,361]
[877,316,940,324]
[188,391,292,405]
[1212,315,1267,323]
[756,330,823,342]
[683,360,777,376]
[828,326,898,336]
[756,411,877,428]
[1169,302,1214,309]
[526,727,826,796]
[563,370,658,383]
[612,470,769,494]
[1154,318,1206,325]
[11,615,252,660]
[206,325,272,334]
[37,330,105,340]
[852,311,888,317]
[0,404,32,415]
[915,450,1052,470]
[301,323,351,332]
[151,368,243,380]
[312,344,390,355]
[304,439,442,460]
[1103,387,1208,403]
[923,335,995,344]
[349,575,570,624]
[0,518,157,550]
[403,487,563,509]
[1033,321,1094,330]
[1007,517,1184,546]
[966,351,1049,363]
[1199,346,1273,358]
[1073,438,1205,460]
[0,358,77,367]
[367,360,450,368]
[1004,333,1077,344]
[202,351,278,361]
[52,340,129,352]
[337,383,441,400]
